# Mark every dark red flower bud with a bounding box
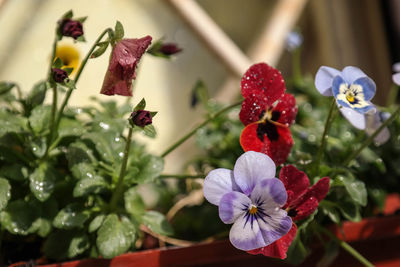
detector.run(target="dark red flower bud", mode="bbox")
[52,68,68,83]
[159,43,182,56]
[130,110,152,127]
[60,19,83,39]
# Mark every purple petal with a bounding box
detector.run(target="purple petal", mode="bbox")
[332,75,346,99]
[250,178,287,208]
[203,169,240,206]
[315,66,340,96]
[233,151,276,196]
[366,113,390,146]
[353,77,376,101]
[219,191,250,224]
[229,213,265,251]
[393,73,400,86]
[257,211,292,245]
[342,66,367,84]
[338,107,366,130]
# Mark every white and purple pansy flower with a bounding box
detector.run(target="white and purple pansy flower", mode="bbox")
[203,151,292,251]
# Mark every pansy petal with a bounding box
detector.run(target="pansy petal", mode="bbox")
[314,66,340,96]
[339,107,366,129]
[219,191,250,224]
[233,151,276,195]
[291,197,319,221]
[257,208,292,245]
[247,223,297,259]
[267,127,294,165]
[250,178,287,208]
[241,63,286,106]
[366,112,390,146]
[393,72,400,86]
[332,75,346,99]
[274,93,298,126]
[353,77,376,101]
[229,213,265,251]
[342,66,367,84]
[279,165,309,207]
[239,93,269,125]
[203,169,240,206]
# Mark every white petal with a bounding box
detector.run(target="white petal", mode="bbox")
[339,106,366,130]
[219,191,250,224]
[229,213,265,251]
[250,178,287,209]
[203,168,239,206]
[393,73,400,86]
[233,151,276,195]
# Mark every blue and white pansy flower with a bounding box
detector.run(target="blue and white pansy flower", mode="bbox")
[315,66,389,145]
[203,151,292,251]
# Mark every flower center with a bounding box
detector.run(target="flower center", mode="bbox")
[346,91,355,103]
[249,204,258,214]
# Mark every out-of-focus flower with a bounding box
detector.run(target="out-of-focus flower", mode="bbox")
[60,19,83,39]
[130,110,152,127]
[392,62,400,85]
[54,44,80,74]
[51,68,68,83]
[100,36,152,97]
[285,31,303,51]
[365,111,390,146]
[147,40,182,58]
[249,165,330,259]
[239,63,297,165]
[203,151,292,251]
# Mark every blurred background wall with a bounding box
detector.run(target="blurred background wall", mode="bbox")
[0,0,397,171]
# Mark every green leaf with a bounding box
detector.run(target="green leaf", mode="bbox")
[141,211,173,236]
[114,21,124,40]
[0,199,40,235]
[62,10,73,19]
[44,230,89,260]
[28,105,51,134]
[63,67,74,75]
[33,199,58,237]
[89,214,105,233]
[0,111,28,137]
[73,175,108,197]
[71,163,96,180]
[286,234,308,265]
[338,201,361,222]
[124,188,145,217]
[0,164,28,181]
[316,241,339,267]
[0,178,11,211]
[141,124,156,138]
[67,141,96,167]
[59,118,86,138]
[0,81,16,95]
[91,41,109,58]
[53,57,64,69]
[96,214,136,259]
[83,132,114,162]
[75,16,87,23]
[128,155,164,184]
[29,163,57,202]
[64,79,76,90]
[320,201,341,224]
[134,98,146,111]
[29,136,47,158]
[25,81,47,113]
[191,80,209,108]
[337,175,367,206]
[53,203,90,229]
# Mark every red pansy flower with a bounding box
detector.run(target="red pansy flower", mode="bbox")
[100,36,152,96]
[248,165,330,259]
[239,63,297,165]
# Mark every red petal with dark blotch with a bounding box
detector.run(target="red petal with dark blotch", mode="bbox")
[241,63,286,106]
[240,123,293,165]
[274,93,298,126]
[239,93,269,125]
[247,223,297,259]
[267,126,294,165]
[100,36,152,96]
[279,165,309,208]
[291,177,330,221]
[292,196,319,221]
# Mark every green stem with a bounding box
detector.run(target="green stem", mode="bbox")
[343,105,400,166]
[292,47,303,84]
[159,174,205,179]
[316,225,374,267]
[109,127,133,211]
[54,28,113,132]
[313,99,337,176]
[161,101,242,157]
